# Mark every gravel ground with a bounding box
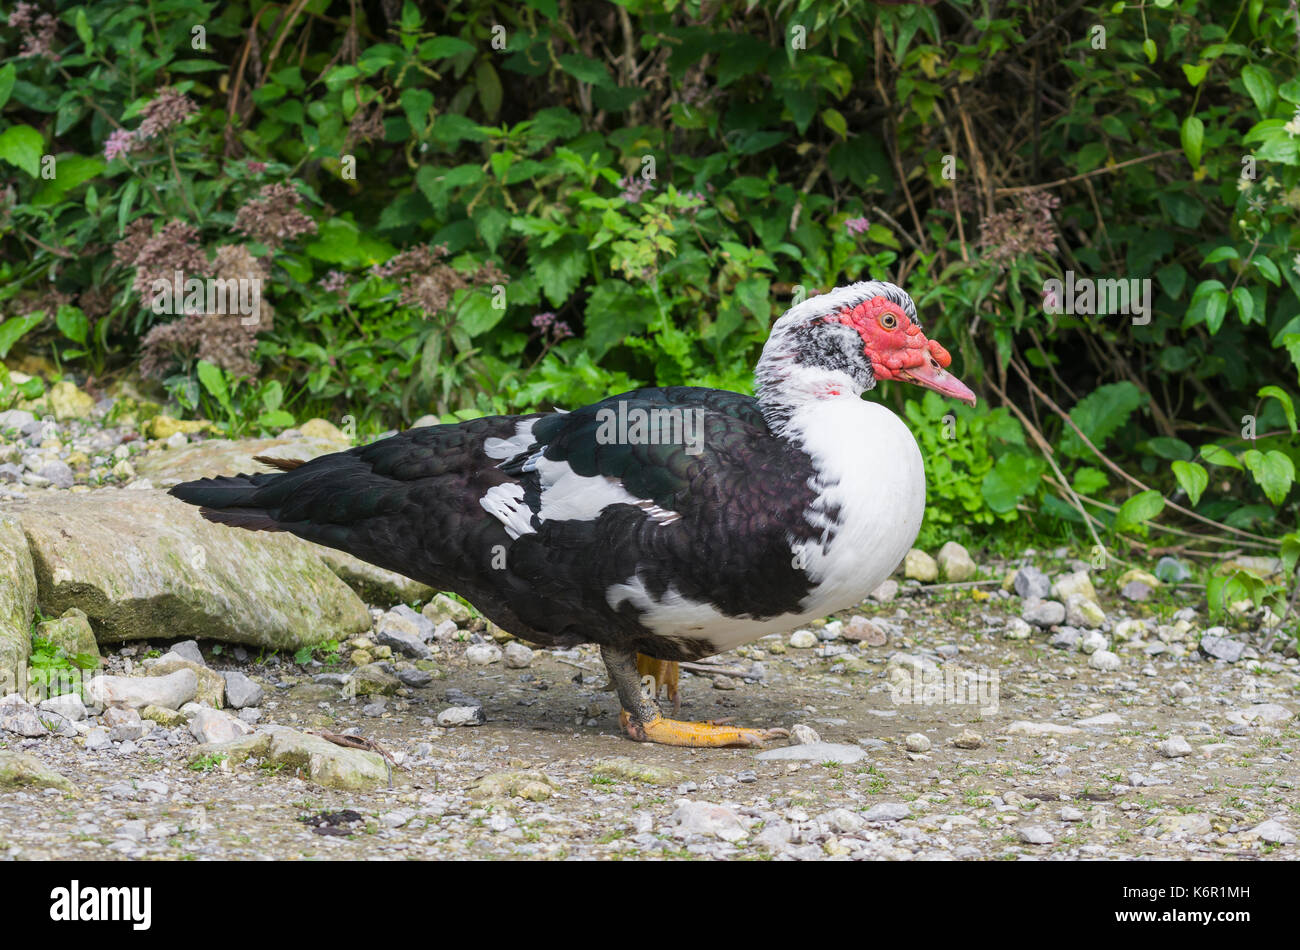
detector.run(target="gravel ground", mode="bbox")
[1,580,1296,862]
[0,386,1297,861]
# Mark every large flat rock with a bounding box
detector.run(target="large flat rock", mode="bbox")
[0,516,36,695]
[11,489,371,650]
[134,435,349,486]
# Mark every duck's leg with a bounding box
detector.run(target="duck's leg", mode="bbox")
[636,653,680,716]
[603,644,787,748]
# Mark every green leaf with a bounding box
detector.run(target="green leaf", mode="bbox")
[257,409,295,430]
[1254,256,1281,285]
[1199,443,1243,470]
[196,360,233,415]
[1205,290,1228,334]
[32,154,105,206]
[557,54,614,88]
[1143,38,1158,63]
[55,305,89,345]
[1144,436,1193,460]
[1171,460,1208,506]
[1231,285,1254,323]
[418,37,475,61]
[1241,64,1276,115]
[821,108,848,139]
[1179,115,1203,167]
[0,63,16,110]
[1257,385,1297,434]
[457,290,507,338]
[1242,449,1295,505]
[0,313,44,359]
[1059,382,1143,458]
[476,61,503,120]
[980,453,1044,513]
[1202,245,1238,264]
[1182,62,1208,87]
[0,125,45,177]
[400,87,434,137]
[1115,489,1165,532]
[74,8,94,48]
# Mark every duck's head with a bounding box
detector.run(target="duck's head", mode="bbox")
[756,281,977,411]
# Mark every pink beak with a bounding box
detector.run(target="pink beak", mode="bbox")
[898,358,977,407]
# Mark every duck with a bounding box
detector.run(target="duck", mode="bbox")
[170,280,976,747]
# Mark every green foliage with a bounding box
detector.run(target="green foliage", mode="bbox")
[0,0,1297,567]
[906,391,1025,546]
[26,635,97,699]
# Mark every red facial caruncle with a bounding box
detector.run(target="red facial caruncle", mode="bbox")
[829,296,977,406]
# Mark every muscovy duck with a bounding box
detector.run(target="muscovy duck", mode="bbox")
[170,281,975,747]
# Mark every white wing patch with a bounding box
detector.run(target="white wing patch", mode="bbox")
[479,455,681,535]
[533,456,679,525]
[479,483,535,540]
[482,418,539,461]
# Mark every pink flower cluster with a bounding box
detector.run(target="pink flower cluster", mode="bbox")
[103,89,198,161]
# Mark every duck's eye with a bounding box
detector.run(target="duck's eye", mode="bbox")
[880,313,897,330]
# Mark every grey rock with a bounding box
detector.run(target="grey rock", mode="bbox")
[1017,825,1054,845]
[1002,617,1033,639]
[1088,650,1122,672]
[1199,634,1245,663]
[670,800,747,842]
[15,489,370,650]
[438,706,486,727]
[1121,581,1152,602]
[503,642,534,669]
[1048,628,1081,650]
[1155,556,1191,583]
[0,749,75,791]
[169,640,205,665]
[825,807,865,834]
[221,671,264,709]
[84,726,112,751]
[184,704,253,745]
[904,732,931,753]
[868,579,899,603]
[791,723,821,745]
[38,460,74,489]
[86,669,197,711]
[863,802,910,822]
[0,410,37,432]
[465,643,501,665]
[1065,593,1106,628]
[1006,720,1082,736]
[1013,566,1051,600]
[936,541,977,582]
[1157,735,1193,758]
[39,693,87,722]
[1079,630,1108,654]
[431,619,459,642]
[1023,597,1066,627]
[397,669,434,688]
[374,616,432,659]
[1238,704,1294,725]
[756,741,865,764]
[0,517,37,701]
[1247,820,1295,845]
[0,697,47,737]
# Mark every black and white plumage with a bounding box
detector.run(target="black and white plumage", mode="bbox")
[170,280,975,745]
